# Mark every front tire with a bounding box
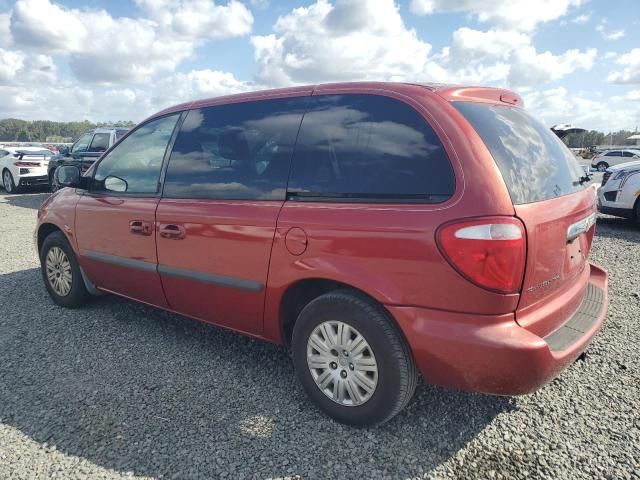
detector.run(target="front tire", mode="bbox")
[40,231,89,307]
[292,290,418,426]
[2,169,20,194]
[596,162,608,172]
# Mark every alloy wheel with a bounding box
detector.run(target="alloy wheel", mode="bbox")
[45,246,73,296]
[3,171,12,193]
[306,320,378,407]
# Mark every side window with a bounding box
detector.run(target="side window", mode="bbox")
[116,129,129,141]
[288,94,455,202]
[163,97,308,200]
[71,133,93,153]
[87,133,111,153]
[91,114,180,194]
[622,151,635,158]
[605,151,620,157]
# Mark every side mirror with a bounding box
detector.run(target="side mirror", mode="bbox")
[55,165,82,189]
[58,146,70,156]
[104,175,128,193]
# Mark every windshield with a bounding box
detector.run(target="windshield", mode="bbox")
[454,102,587,205]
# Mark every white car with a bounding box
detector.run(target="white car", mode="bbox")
[598,159,640,222]
[0,146,54,194]
[590,149,640,172]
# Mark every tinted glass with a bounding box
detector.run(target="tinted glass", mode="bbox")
[164,97,308,200]
[88,133,110,153]
[92,114,179,194]
[622,151,635,157]
[71,133,92,153]
[454,102,586,205]
[605,151,621,157]
[116,129,129,140]
[288,94,454,202]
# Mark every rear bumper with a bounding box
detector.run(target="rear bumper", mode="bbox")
[19,175,49,187]
[389,262,608,395]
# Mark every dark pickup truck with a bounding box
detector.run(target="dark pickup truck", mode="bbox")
[48,128,129,190]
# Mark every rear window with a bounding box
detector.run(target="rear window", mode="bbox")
[288,94,455,202]
[454,102,586,204]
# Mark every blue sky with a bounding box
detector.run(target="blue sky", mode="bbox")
[1,0,639,131]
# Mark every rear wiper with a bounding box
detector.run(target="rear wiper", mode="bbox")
[578,174,591,185]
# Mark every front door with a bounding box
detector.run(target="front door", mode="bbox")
[155,96,308,335]
[75,113,181,307]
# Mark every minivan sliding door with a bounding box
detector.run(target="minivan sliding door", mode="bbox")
[156,96,308,335]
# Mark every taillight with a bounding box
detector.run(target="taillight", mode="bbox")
[437,217,526,294]
[14,161,40,167]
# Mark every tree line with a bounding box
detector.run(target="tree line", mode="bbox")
[563,129,638,148]
[0,119,136,143]
[0,118,637,148]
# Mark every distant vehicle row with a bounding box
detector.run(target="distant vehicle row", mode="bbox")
[0,128,129,193]
[590,149,640,172]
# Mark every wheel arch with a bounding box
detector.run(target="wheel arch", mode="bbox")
[277,277,404,348]
[37,223,63,254]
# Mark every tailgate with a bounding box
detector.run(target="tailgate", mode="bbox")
[514,187,597,334]
[452,100,598,336]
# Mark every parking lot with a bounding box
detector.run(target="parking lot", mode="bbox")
[0,190,638,480]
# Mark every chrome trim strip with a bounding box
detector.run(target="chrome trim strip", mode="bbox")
[567,213,596,242]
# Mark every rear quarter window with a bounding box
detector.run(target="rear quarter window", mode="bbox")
[454,102,586,205]
[288,94,455,202]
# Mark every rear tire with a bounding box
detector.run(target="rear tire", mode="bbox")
[292,290,418,426]
[2,169,20,194]
[596,162,608,172]
[40,231,89,308]
[635,198,640,225]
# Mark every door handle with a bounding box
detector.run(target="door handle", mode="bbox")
[129,220,153,236]
[159,223,186,240]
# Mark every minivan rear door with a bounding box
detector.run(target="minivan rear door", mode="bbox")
[454,102,596,327]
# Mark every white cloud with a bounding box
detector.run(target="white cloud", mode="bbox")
[410,0,583,31]
[9,0,253,84]
[429,27,596,87]
[0,12,11,47]
[608,48,640,84]
[524,87,640,132]
[251,0,432,86]
[0,69,249,122]
[604,29,624,40]
[571,13,591,24]
[612,90,640,102]
[0,48,24,85]
[249,0,270,8]
[508,47,597,87]
[135,0,253,39]
[0,48,56,86]
[604,51,618,60]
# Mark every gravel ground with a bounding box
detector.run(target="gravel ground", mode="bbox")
[0,190,638,480]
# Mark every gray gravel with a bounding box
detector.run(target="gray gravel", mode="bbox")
[0,190,638,480]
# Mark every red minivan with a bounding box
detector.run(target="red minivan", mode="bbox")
[37,82,608,426]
